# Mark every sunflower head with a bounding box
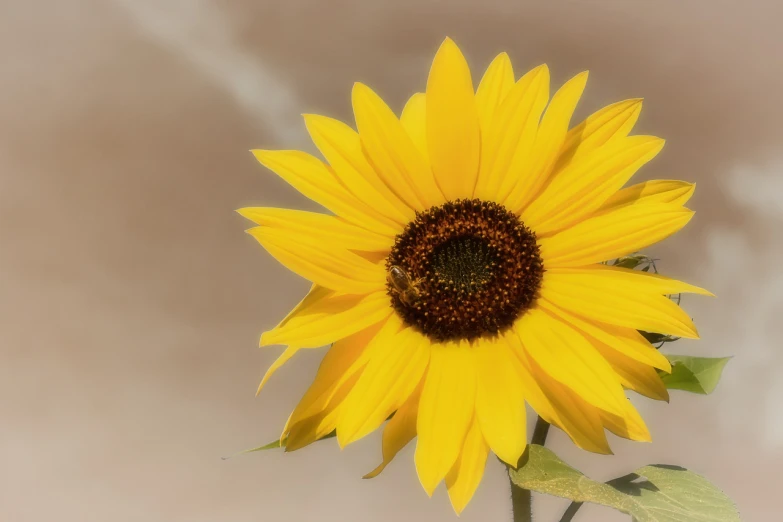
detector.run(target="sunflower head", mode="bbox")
[240,37,710,515]
[386,198,544,342]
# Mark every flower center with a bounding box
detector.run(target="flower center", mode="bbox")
[386,199,544,342]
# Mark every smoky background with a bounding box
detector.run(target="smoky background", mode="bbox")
[1,1,781,521]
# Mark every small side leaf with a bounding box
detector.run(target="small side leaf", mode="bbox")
[613,254,656,271]
[222,437,285,460]
[223,429,339,460]
[659,355,732,394]
[509,445,740,521]
[248,438,287,452]
[640,331,680,346]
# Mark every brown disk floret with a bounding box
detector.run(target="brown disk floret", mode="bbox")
[386,199,544,343]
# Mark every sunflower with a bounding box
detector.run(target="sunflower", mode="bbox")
[239,38,710,514]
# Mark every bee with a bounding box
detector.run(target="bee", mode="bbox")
[387,265,422,307]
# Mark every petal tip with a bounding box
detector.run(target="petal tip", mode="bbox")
[351,82,370,100]
[335,428,354,450]
[250,148,269,160]
[496,446,526,469]
[450,502,466,517]
[259,331,276,347]
[415,459,440,497]
[301,112,319,124]
[362,463,385,480]
[683,325,700,339]
[429,37,470,83]
[644,136,666,151]
[439,36,459,50]
[573,70,590,83]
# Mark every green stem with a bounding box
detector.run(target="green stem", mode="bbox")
[510,480,533,522]
[531,417,550,446]
[509,417,551,522]
[558,502,583,522]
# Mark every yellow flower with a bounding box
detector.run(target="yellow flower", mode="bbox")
[239,38,711,514]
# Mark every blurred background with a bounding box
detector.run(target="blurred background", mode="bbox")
[1,0,781,520]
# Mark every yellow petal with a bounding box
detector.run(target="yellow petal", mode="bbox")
[540,271,699,339]
[426,38,481,200]
[252,149,399,236]
[256,345,300,396]
[352,82,444,209]
[303,114,414,224]
[248,227,386,294]
[475,52,515,138]
[539,203,694,267]
[523,136,665,236]
[505,71,589,213]
[363,381,422,479]
[538,298,671,372]
[239,208,393,252]
[554,98,642,172]
[547,265,713,296]
[336,324,429,447]
[285,322,384,433]
[445,419,489,515]
[415,340,476,496]
[502,332,557,427]
[286,324,417,448]
[270,284,332,337]
[514,309,628,416]
[474,337,527,466]
[286,371,360,452]
[400,93,429,163]
[474,65,549,202]
[598,399,651,442]
[507,333,611,454]
[599,180,696,211]
[527,373,611,454]
[593,341,669,401]
[278,412,293,444]
[261,290,392,348]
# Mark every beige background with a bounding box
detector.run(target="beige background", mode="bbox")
[1,1,781,520]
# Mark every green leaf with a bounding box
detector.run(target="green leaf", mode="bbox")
[251,439,286,451]
[615,465,741,522]
[613,254,652,270]
[640,331,680,346]
[509,445,740,522]
[221,437,285,460]
[223,429,340,460]
[659,355,732,394]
